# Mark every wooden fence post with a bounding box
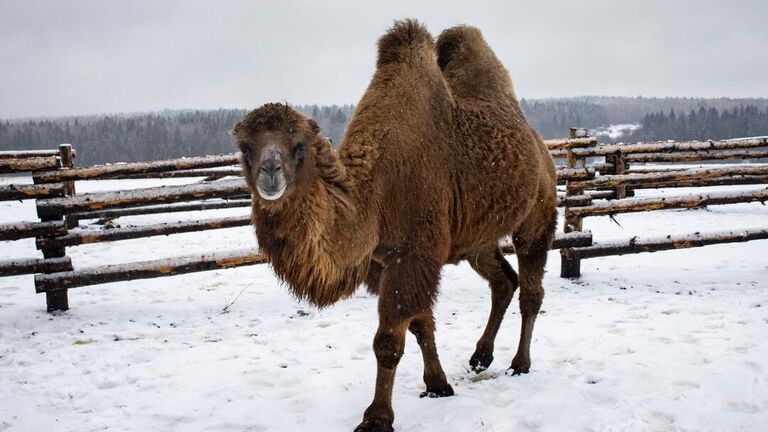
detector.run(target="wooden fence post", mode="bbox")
[59,144,79,229]
[561,128,587,278]
[607,150,629,199]
[39,144,73,311]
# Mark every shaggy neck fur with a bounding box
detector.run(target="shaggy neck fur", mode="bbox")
[252,138,373,308]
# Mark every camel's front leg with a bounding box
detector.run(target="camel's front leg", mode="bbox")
[354,254,441,432]
[354,319,408,432]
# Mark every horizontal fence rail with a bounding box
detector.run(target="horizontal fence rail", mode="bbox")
[567,165,768,190]
[37,215,252,249]
[0,156,60,174]
[0,150,63,159]
[543,137,598,149]
[562,228,768,260]
[36,179,249,218]
[0,256,73,277]
[0,183,65,201]
[119,167,243,180]
[569,138,768,157]
[71,198,253,220]
[32,154,240,183]
[624,149,768,163]
[0,220,67,241]
[35,248,267,292]
[566,188,768,217]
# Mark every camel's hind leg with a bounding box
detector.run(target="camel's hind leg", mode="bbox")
[468,246,518,372]
[510,223,555,375]
[409,313,454,397]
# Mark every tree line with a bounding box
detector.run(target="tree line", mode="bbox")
[1,97,766,165]
[630,105,768,141]
[0,105,353,166]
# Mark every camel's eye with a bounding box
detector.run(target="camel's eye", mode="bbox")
[240,145,251,160]
[293,143,306,160]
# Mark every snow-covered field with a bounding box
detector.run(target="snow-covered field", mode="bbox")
[1,175,767,432]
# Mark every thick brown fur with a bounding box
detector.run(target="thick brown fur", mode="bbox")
[234,19,557,432]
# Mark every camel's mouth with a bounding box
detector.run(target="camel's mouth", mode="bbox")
[256,172,287,201]
[257,185,286,201]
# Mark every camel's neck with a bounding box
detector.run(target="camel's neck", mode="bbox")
[253,142,376,307]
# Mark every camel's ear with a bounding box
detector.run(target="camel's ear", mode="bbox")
[308,119,321,134]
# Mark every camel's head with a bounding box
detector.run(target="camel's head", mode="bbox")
[233,103,324,203]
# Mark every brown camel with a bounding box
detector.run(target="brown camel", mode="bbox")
[233,19,557,432]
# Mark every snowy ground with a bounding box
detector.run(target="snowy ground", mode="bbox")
[1,175,767,432]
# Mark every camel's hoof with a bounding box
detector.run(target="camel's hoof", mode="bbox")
[419,383,454,398]
[353,417,394,432]
[469,349,494,373]
[509,356,531,375]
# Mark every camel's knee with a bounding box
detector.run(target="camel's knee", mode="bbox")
[518,288,544,315]
[373,332,404,369]
[408,317,435,345]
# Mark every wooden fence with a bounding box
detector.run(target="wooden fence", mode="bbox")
[1,145,76,310]
[1,133,767,312]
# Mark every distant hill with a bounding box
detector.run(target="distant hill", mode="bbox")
[1,97,766,165]
[521,96,768,140]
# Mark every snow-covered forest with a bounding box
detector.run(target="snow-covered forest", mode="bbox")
[2,97,767,165]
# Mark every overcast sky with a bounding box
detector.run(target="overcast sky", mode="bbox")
[1,0,766,119]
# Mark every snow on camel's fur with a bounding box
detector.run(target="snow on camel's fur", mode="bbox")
[233,19,557,432]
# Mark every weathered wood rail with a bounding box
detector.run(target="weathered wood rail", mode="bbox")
[2,133,767,312]
[36,179,249,218]
[567,165,768,190]
[0,183,65,201]
[0,149,62,159]
[36,215,252,249]
[0,256,73,277]
[0,220,67,241]
[563,228,768,260]
[0,156,60,174]
[32,154,241,183]
[565,188,768,217]
[71,198,253,220]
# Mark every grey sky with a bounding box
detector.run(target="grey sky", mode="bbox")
[1,0,766,118]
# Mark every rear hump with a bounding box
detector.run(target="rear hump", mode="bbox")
[435,25,484,71]
[435,25,515,99]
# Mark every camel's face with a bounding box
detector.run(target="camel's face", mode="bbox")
[236,126,315,203]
